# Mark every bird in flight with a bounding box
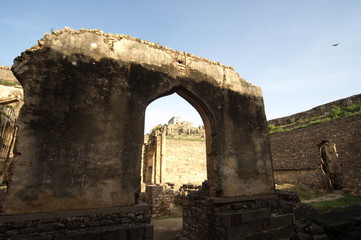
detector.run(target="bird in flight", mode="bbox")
[332,43,340,47]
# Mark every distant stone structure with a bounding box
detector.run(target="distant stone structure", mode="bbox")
[168,116,180,125]
[270,94,361,192]
[0,28,284,240]
[165,116,205,138]
[142,117,206,189]
[142,94,361,194]
[0,66,23,212]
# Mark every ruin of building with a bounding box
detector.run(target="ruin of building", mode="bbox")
[0,27,295,240]
[142,117,206,191]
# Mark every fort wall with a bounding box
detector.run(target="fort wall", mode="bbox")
[163,138,206,187]
[271,114,361,191]
[268,94,361,127]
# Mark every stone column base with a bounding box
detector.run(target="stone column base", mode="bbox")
[183,193,296,240]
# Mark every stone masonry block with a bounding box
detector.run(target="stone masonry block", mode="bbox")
[27,236,53,240]
[241,208,270,223]
[215,212,233,226]
[217,208,271,227]
[245,224,296,240]
[61,228,127,240]
[144,224,154,238]
[269,214,294,229]
[127,225,145,240]
[227,221,267,239]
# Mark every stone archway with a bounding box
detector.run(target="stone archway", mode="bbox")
[143,87,215,193]
[0,28,285,240]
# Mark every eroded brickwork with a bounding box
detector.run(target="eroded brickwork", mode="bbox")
[143,185,174,217]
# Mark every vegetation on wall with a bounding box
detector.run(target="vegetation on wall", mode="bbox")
[165,136,205,142]
[329,104,361,119]
[0,79,19,86]
[269,103,361,134]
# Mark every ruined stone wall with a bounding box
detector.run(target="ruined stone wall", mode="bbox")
[0,107,17,186]
[0,203,152,240]
[270,115,361,191]
[0,67,22,212]
[143,185,174,217]
[269,94,361,127]
[163,139,206,188]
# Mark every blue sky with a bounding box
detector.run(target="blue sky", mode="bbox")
[1,0,360,132]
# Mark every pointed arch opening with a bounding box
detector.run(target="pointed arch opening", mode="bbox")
[141,87,214,221]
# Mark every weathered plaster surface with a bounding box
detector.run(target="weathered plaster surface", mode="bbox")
[4,27,274,214]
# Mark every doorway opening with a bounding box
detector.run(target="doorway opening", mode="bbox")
[142,92,208,239]
[319,140,343,190]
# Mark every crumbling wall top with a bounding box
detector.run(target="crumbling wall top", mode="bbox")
[12,27,262,97]
[43,27,234,68]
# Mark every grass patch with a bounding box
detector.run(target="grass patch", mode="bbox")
[165,136,205,142]
[309,195,361,212]
[0,80,19,86]
[276,184,320,200]
[269,103,361,134]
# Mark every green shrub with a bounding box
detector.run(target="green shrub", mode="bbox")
[270,103,361,134]
[330,104,361,119]
[0,80,17,86]
[345,104,361,112]
[330,106,345,119]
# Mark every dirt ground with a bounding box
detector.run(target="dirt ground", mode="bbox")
[152,217,183,240]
